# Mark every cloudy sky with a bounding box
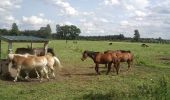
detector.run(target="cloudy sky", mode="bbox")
[0,0,170,39]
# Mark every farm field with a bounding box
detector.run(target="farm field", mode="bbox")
[0,40,170,100]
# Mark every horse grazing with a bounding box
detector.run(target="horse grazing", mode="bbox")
[141,43,149,47]
[81,50,118,75]
[104,50,133,74]
[15,47,55,56]
[8,53,62,82]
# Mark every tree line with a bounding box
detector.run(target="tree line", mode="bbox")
[0,23,169,44]
[0,23,81,39]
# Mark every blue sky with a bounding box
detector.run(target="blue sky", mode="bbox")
[0,0,170,39]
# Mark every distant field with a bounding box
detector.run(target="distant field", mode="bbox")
[0,40,170,100]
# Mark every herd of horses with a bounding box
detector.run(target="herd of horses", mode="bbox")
[81,50,133,75]
[7,47,62,82]
[6,46,133,82]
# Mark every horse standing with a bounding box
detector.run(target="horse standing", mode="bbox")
[81,50,118,75]
[104,50,133,74]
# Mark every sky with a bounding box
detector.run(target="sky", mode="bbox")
[0,0,170,39]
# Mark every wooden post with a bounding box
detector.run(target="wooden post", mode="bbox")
[8,42,13,54]
[0,40,1,59]
[31,42,33,49]
[44,42,48,55]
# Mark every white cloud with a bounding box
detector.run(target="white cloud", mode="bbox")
[0,0,22,28]
[104,0,120,6]
[22,16,52,27]
[22,16,51,25]
[51,0,78,16]
[120,20,129,26]
[135,10,147,17]
[39,13,45,17]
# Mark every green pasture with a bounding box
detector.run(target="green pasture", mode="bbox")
[0,40,170,100]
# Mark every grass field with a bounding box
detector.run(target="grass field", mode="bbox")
[0,40,170,100]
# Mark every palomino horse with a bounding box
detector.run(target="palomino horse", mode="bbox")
[81,50,118,75]
[8,53,62,82]
[104,50,133,74]
[15,47,55,56]
[32,53,62,79]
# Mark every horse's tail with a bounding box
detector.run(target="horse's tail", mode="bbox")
[53,56,63,70]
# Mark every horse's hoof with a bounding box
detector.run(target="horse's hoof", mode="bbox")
[13,80,17,82]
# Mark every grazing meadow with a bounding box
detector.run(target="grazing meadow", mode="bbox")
[0,40,170,100]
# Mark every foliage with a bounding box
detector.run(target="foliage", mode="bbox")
[133,29,140,42]
[10,23,20,36]
[55,25,81,40]
[38,24,52,38]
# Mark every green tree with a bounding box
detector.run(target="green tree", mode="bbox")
[0,29,9,35]
[38,24,52,38]
[56,25,81,40]
[133,29,140,41]
[10,23,19,35]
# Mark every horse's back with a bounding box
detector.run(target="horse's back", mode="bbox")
[95,53,113,63]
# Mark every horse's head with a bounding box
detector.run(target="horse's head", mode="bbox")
[8,54,15,61]
[81,50,88,61]
[7,54,18,68]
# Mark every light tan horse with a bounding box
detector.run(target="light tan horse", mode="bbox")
[8,54,62,82]
[35,54,63,79]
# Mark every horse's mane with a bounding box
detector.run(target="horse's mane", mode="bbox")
[118,50,131,53]
[85,50,100,55]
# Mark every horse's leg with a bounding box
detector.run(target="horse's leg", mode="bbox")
[48,65,55,79]
[116,62,120,75]
[43,67,50,81]
[14,67,21,82]
[51,66,55,79]
[106,63,112,75]
[113,62,117,73]
[25,71,30,80]
[39,69,43,82]
[127,60,131,71]
[35,68,40,79]
[95,64,100,75]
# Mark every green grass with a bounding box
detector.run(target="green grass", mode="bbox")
[0,40,170,100]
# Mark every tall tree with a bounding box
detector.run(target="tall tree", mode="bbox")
[46,24,52,34]
[38,24,52,38]
[56,25,81,40]
[10,23,19,35]
[46,24,52,38]
[133,29,140,41]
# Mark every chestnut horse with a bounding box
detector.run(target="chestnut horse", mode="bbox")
[104,50,133,74]
[81,50,118,75]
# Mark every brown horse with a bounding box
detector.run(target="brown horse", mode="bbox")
[104,50,133,74]
[81,50,118,75]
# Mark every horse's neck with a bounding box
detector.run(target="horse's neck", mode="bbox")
[87,52,96,61]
